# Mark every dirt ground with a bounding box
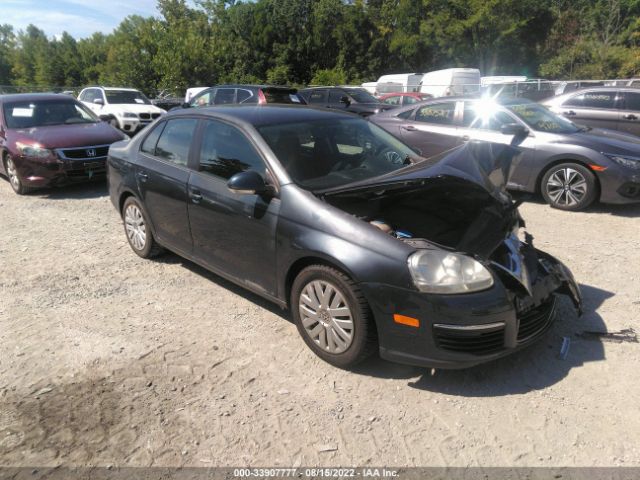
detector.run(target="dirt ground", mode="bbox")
[0,179,639,469]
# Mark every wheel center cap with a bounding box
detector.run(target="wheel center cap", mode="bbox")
[318,309,331,326]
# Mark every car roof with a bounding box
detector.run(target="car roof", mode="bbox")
[200,84,296,90]
[0,93,77,103]
[167,104,361,127]
[300,86,366,91]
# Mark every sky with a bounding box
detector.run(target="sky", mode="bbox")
[1,0,162,39]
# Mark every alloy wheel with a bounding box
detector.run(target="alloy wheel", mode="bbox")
[546,167,588,207]
[299,280,354,354]
[124,204,147,251]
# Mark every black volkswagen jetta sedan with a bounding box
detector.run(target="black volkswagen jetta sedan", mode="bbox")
[107,105,582,369]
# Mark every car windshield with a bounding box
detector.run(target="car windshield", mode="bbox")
[258,117,419,190]
[105,90,151,105]
[347,89,379,103]
[3,99,99,128]
[506,102,581,134]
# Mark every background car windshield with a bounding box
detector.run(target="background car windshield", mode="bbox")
[507,103,580,133]
[105,90,151,105]
[348,90,379,103]
[258,117,417,190]
[3,100,99,128]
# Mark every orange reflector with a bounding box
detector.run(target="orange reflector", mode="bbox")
[589,164,607,172]
[393,314,420,328]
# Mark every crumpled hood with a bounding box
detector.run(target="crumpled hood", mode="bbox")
[554,127,640,155]
[322,140,517,205]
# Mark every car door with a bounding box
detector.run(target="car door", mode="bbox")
[136,118,197,255]
[559,90,621,130]
[397,101,460,158]
[456,101,537,189]
[187,118,280,297]
[619,91,640,136]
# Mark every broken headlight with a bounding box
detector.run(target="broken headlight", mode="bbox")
[408,250,494,294]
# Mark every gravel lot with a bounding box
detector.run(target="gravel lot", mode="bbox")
[0,179,639,468]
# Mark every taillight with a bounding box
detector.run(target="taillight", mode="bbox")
[258,90,267,104]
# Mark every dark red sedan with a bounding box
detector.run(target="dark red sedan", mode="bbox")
[0,93,126,194]
[378,92,433,107]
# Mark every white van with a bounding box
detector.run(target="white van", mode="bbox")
[361,81,378,95]
[375,73,424,95]
[419,68,481,97]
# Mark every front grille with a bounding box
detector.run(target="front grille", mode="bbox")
[433,323,505,355]
[58,145,110,161]
[517,297,556,343]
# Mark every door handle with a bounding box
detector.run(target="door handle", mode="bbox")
[137,171,149,182]
[623,114,638,120]
[189,189,203,204]
[563,110,576,116]
[402,125,417,131]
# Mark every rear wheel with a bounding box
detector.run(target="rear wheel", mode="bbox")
[122,197,163,258]
[4,154,30,195]
[541,163,597,211]
[291,265,377,368]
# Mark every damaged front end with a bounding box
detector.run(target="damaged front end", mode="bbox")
[320,141,582,368]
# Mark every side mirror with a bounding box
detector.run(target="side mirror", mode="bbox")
[227,171,271,195]
[500,123,528,137]
[501,123,529,146]
[340,96,351,106]
[182,102,191,109]
[93,98,104,106]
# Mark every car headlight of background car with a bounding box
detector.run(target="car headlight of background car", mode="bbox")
[118,112,138,119]
[408,250,494,294]
[605,153,640,170]
[16,142,53,158]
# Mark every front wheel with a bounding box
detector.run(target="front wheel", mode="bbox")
[122,197,163,258]
[541,163,597,211]
[4,154,30,195]
[291,265,377,368]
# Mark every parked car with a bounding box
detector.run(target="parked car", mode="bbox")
[543,87,640,137]
[379,92,433,107]
[375,73,425,95]
[78,86,166,135]
[482,79,556,101]
[185,85,306,108]
[298,87,392,116]
[554,80,606,96]
[107,105,582,369]
[0,93,125,194]
[370,97,640,211]
[419,68,481,97]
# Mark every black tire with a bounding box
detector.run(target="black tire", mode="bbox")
[541,162,597,211]
[3,154,31,195]
[291,265,377,368]
[121,196,163,258]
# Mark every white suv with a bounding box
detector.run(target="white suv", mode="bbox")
[78,87,166,134]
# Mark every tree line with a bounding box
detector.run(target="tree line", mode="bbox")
[0,0,639,97]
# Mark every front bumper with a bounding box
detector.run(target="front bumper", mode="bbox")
[361,246,582,369]
[597,165,640,204]
[16,155,107,188]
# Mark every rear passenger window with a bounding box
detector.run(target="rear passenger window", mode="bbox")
[199,120,265,180]
[141,121,166,155]
[623,92,640,111]
[565,92,616,109]
[415,102,457,125]
[154,118,198,166]
[404,96,419,105]
[237,89,254,103]
[214,88,236,105]
[383,96,401,105]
